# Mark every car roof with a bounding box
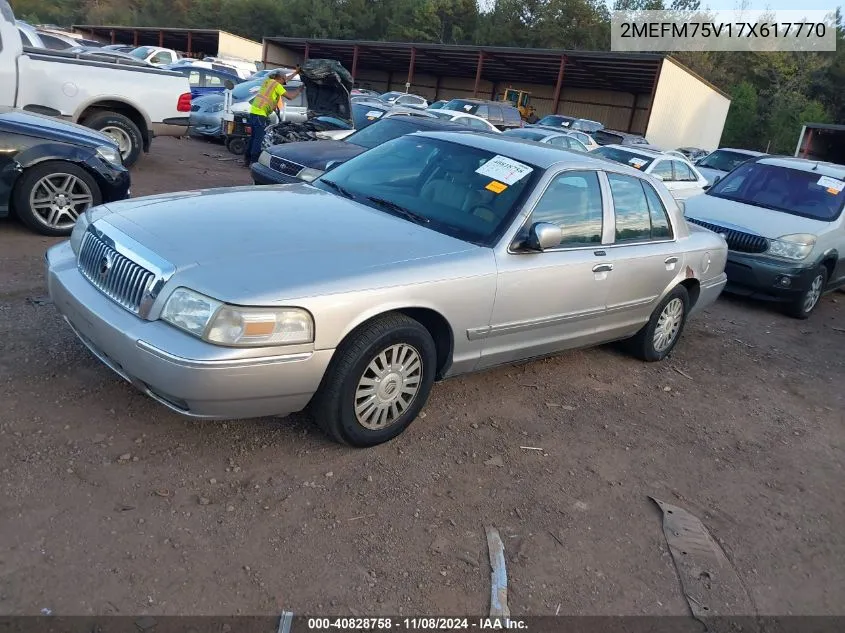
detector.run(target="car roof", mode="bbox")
[715,147,766,156]
[755,156,845,177]
[383,115,476,131]
[413,130,627,170]
[437,109,486,118]
[598,144,667,158]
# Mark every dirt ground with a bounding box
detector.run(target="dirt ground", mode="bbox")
[1,137,843,618]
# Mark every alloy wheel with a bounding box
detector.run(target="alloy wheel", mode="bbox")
[803,274,824,313]
[28,173,94,230]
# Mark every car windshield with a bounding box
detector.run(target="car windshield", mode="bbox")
[313,136,540,246]
[592,147,655,171]
[707,162,845,221]
[351,103,389,130]
[130,46,154,59]
[537,115,575,128]
[345,118,423,149]
[504,129,548,141]
[697,149,756,172]
[443,100,479,114]
[380,92,402,101]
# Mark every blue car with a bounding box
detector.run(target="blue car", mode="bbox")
[165,65,243,98]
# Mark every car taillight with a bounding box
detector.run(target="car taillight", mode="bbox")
[177,93,192,112]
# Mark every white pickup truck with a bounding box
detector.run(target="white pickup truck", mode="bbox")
[0,1,191,166]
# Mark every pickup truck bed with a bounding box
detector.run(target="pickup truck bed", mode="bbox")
[1,3,191,167]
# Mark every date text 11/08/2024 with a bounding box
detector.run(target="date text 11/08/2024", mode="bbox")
[305,618,528,630]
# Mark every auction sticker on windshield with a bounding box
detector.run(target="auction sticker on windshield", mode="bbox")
[476,156,533,185]
[629,157,647,169]
[366,111,384,119]
[817,175,844,194]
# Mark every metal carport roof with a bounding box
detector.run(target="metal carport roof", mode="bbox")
[263,38,670,95]
[72,26,227,56]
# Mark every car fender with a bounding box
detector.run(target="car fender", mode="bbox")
[9,142,98,190]
[71,96,153,132]
[332,299,455,349]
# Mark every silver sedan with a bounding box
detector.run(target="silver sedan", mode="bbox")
[47,132,728,446]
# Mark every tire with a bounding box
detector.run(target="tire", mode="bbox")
[225,136,247,156]
[310,313,437,447]
[784,266,827,319]
[83,111,143,168]
[627,285,690,362]
[12,161,102,237]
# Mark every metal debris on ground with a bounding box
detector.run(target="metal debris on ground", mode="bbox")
[277,611,294,633]
[485,527,510,619]
[519,446,544,451]
[650,497,760,633]
[673,367,694,380]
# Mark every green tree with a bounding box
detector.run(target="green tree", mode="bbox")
[721,81,758,149]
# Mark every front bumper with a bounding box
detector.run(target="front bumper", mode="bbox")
[251,162,301,186]
[46,241,333,419]
[724,251,817,302]
[87,157,131,204]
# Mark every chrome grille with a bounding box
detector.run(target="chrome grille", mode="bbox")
[269,156,303,177]
[686,217,769,254]
[77,230,155,314]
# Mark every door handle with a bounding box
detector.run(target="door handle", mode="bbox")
[664,256,679,265]
[592,263,614,273]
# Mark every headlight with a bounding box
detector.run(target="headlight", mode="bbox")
[210,103,224,112]
[161,287,314,347]
[297,167,324,182]
[258,151,271,167]
[69,212,91,256]
[766,234,816,261]
[96,145,122,167]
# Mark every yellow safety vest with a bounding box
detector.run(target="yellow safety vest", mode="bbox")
[250,78,285,116]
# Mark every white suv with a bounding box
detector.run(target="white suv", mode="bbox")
[682,156,845,318]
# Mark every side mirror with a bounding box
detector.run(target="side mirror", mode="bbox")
[527,222,562,251]
[702,184,711,191]
[224,80,235,90]
[712,175,722,185]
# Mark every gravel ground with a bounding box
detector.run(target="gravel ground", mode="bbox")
[1,137,843,618]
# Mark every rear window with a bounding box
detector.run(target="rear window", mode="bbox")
[444,100,479,114]
[593,130,625,146]
[537,115,575,128]
[708,162,845,221]
[696,149,757,173]
[592,146,655,171]
[351,103,389,129]
[504,129,548,141]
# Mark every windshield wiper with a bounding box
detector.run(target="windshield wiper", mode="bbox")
[320,179,354,199]
[366,196,430,224]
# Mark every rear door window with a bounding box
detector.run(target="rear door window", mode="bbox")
[475,105,489,119]
[503,107,522,125]
[487,106,504,124]
[607,173,652,242]
[651,160,674,181]
[672,160,698,182]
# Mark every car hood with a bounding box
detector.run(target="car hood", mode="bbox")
[0,107,115,149]
[95,184,478,303]
[683,193,830,238]
[268,140,365,169]
[696,166,726,184]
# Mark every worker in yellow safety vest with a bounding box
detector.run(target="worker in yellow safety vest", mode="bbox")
[244,67,302,167]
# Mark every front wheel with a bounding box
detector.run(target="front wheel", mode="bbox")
[784,266,827,319]
[627,285,690,362]
[310,314,437,447]
[12,161,101,236]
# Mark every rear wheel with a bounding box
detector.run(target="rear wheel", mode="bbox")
[84,112,143,167]
[784,266,827,319]
[627,285,690,362]
[12,161,101,236]
[310,314,436,447]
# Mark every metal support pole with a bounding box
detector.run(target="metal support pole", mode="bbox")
[434,74,441,101]
[110,29,116,44]
[158,30,164,48]
[803,127,814,158]
[304,42,310,61]
[133,30,138,47]
[351,45,359,81]
[187,31,192,55]
[551,55,566,115]
[406,47,416,91]
[473,52,484,97]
